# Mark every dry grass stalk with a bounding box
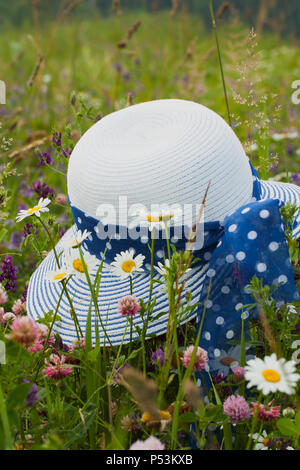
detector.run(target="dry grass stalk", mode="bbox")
[121,367,161,419]
[217,2,231,21]
[183,379,204,409]
[257,306,279,356]
[117,21,141,48]
[8,136,50,161]
[170,0,180,19]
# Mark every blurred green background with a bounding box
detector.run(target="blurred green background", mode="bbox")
[0,1,300,38]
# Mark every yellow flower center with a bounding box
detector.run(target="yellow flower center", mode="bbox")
[122,260,136,273]
[73,259,85,273]
[147,214,173,223]
[54,273,66,281]
[27,205,41,215]
[147,215,162,222]
[262,438,269,446]
[142,410,171,422]
[262,369,281,383]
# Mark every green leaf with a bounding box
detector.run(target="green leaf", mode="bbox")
[7,383,32,409]
[126,347,143,362]
[178,412,198,424]
[277,418,299,437]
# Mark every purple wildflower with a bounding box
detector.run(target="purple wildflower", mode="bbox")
[52,132,62,147]
[151,348,165,367]
[27,384,40,406]
[18,203,28,212]
[31,180,56,200]
[60,147,71,159]
[0,255,18,293]
[290,173,300,186]
[8,232,23,250]
[22,223,39,239]
[21,285,28,303]
[38,152,54,167]
[20,185,34,198]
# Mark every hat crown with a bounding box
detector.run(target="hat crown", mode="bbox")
[67,99,253,223]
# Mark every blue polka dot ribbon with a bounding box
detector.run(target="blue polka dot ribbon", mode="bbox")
[195,164,298,380]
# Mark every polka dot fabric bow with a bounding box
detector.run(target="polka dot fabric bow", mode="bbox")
[197,196,299,376]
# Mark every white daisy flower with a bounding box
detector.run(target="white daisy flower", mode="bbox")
[16,198,51,222]
[62,229,91,250]
[250,430,269,450]
[133,207,183,231]
[65,249,99,281]
[45,267,70,283]
[154,259,170,276]
[245,353,300,395]
[110,250,145,279]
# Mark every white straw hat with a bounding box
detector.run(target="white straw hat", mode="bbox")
[27,99,300,345]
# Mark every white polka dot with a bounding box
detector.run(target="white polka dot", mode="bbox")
[247,231,257,240]
[216,316,225,325]
[257,263,267,273]
[241,207,250,214]
[278,275,288,284]
[221,286,230,294]
[129,247,136,255]
[226,254,235,263]
[226,330,234,339]
[156,250,164,258]
[106,242,112,250]
[206,300,213,309]
[269,241,279,252]
[204,252,212,261]
[207,268,216,278]
[229,224,237,233]
[77,217,82,224]
[204,331,211,340]
[260,210,270,219]
[214,349,221,357]
[236,251,246,261]
[141,236,148,244]
[235,303,243,311]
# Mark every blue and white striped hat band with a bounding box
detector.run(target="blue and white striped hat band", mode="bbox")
[26,99,300,347]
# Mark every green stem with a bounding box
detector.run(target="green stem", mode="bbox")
[209,0,232,127]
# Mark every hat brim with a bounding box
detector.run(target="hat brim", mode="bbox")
[27,180,300,346]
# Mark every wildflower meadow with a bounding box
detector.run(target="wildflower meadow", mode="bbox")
[0,0,300,455]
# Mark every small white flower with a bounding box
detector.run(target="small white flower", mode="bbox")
[250,430,269,450]
[110,250,145,279]
[45,267,70,283]
[16,198,51,222]
[133,207,182,231]
[245,353,300,395]
[65,249,98,281]
[62,229,91,250]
